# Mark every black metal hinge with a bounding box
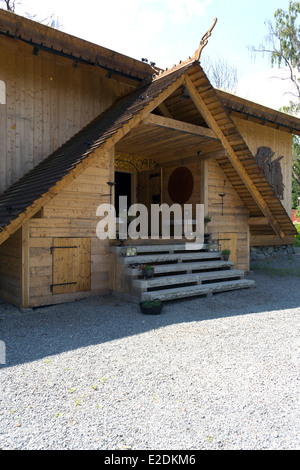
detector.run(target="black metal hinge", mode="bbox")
[50,282,77,293]
[51,246,77,253]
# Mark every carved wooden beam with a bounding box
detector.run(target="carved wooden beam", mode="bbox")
[192,18,218,61]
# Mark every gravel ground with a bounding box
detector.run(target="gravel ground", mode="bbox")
[0,254,299,450]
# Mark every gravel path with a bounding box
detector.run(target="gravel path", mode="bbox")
[0,254,299,450]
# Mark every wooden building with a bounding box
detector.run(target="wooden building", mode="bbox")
[0,10,299,307]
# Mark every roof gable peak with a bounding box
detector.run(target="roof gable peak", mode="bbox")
[153,18,217,81]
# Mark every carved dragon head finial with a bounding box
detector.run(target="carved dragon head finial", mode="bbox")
[192,18,218,61]
[152,18,218,80]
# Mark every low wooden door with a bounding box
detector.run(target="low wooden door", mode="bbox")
[51,238,91,295]
[218,232,238,268]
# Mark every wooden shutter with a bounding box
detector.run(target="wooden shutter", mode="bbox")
[51,238,91,295]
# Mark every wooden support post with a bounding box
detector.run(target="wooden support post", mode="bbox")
[21,221,30,308]
[200,159,208,213]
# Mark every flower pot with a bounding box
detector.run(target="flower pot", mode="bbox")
[223,254,229,261]
[204,233,211,244]
[139,300,163,315]
[142,267,154,279]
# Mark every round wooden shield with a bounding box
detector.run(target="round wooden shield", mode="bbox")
[168,167,194,204]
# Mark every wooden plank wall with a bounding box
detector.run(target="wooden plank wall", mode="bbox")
[0,229,22,306]
[26,148,114,307]
[207,159,250,272]
[0,36,136,193]
[162,160,201,214]
[232,116,293,217]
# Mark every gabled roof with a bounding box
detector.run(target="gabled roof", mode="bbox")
[0,56,297,244]
[217,89,300,136]
[0,8,154,83]
[0,60,196,243]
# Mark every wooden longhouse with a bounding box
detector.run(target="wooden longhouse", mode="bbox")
[0,10,299,308]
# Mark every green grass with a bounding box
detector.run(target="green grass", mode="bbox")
[251,253,300,277]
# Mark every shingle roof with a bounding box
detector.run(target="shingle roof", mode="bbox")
[0,60,196,235]
[0,9,153,83]
[0,57,297,243]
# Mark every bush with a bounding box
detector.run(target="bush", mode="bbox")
[294,223,300,247]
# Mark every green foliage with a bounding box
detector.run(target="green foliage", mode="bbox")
[294,222,300,246]
[204,214,212,225]
[271,1,300,71]
[292,179,300,208]
[139,264,155,271]
[255,1,300,114]
[292,136,300,208]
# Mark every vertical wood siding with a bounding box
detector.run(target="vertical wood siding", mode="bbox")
[0,37,135,193]
[233,116,293,217]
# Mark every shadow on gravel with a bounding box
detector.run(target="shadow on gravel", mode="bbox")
[0,254,300,368]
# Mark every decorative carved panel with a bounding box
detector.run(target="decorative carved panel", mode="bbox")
[168,166,194,204]
[115,152,159,172]
[255,146,285,200]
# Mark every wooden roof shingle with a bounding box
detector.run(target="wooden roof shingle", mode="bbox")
[0,60,196,242]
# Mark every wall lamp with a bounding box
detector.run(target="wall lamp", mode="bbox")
[218,193,225,216]
[102,181,116,205]
[181,87,190,100]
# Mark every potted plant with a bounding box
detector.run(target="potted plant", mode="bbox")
[139,298,163,315]
[222,248,231,261]
[139,264,155,279]
[204,214,212,244]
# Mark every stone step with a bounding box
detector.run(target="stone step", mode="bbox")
[141,279,255,301]
[133,269,245,291]
[125,260,234,276]
[111,243,208,254]
[119,251,222,265]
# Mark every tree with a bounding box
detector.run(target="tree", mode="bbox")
[201,55,239,93]
[0,0,17,11]
[0,0,62,28]
[253,2,300,211]
[292,137,300,208]
[252,1,300,113]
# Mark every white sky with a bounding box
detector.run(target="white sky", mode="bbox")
[6,0,300,111]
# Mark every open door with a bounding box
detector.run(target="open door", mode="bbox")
[137,168,162,207]
[114,171,132,216]
[137,168,162,235]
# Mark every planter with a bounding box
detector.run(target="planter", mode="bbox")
[221,250,231,261]
[204,233,211,244]
[141,267,154,279]
[139,299,163,315]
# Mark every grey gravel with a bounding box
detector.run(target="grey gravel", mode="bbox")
[0,254,299,450]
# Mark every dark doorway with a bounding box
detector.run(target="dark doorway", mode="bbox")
[114,171,132,216]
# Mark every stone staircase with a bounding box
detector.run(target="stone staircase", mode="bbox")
[111,243,255,302]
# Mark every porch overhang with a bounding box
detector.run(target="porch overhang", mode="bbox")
[116,112,224,164]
